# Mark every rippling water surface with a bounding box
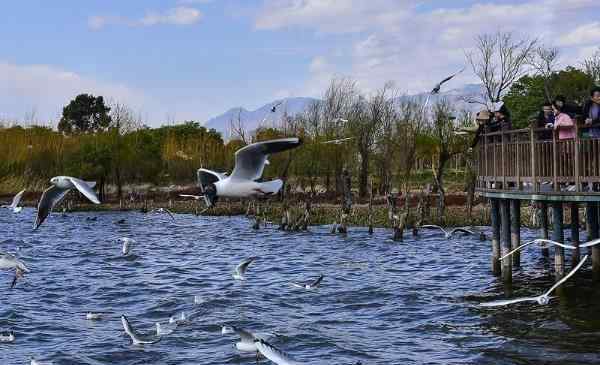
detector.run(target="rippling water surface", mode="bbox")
[2,209,600,364]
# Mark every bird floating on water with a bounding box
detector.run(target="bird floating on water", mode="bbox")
[34,176,100,230]
[0,250,29,288]
[0,331,15,342]
[254,338,303,365]
[233,257,257,280]
[121,315,161,345]
[1,189,25,213]
[480,255,589,307]
[500,238,600,261]
[85,312,103,321]
[291,274,324,290]
[197,138,302,207]
[419,225,475,239]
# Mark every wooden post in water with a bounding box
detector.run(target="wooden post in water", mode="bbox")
[540,202,550,257]
[500,199,512,283]
[587,202,600,280]
[570,202,580,266]
[552,202,565,280]
[510,199,521,268]
[490,198,501,276]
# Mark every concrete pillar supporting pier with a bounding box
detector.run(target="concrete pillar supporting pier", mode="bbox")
[510,199,521,268]
[587,202,600,280]
[500,199,512,283]
[570,202,580,266]
[540,202,549,258]
[490,198,501,276]
[552,202,565,280]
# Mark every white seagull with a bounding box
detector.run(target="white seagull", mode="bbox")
[0,251,29,288]
[291,274,324,290]
[321,137,355,145]
[255,338,304,365]
[85,312,103,321]
[500,238,600,261]
[1,189,25,213]
[480,255,589,307]
[179,194,203,200]
[233,257,257,280]
[156,321,177,336]
[149,208,175,221]
[121,315,161,345]
[120,238,135,256]
[197,138,302,207]
[221,325,275,353]
[420,225,474,239]
[30,358,54,365]
[0,331,15,342]
[34,176,100,230]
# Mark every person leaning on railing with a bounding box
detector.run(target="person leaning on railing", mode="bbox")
[583,86,600,139]
[552,101,575,140]
[533,102,555,140]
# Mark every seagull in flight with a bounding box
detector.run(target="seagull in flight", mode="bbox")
[33,176,100,230]
[196,138,302,207]
[120,238,135,256]
[1,189,25,213]
[419,225,475,239]
[121,315,161,345]
[0,251,29,288]
[271,101,283,113]
[221,325,275,354]
[233,257,257,280]
[480,255,589,307]
[500,238,600,261]
[431,67,466,94]
[291,274,324,290]
[321,137,355,145]
[254,338,304,365]
[149,208,175,221]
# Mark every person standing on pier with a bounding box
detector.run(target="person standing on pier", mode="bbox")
[535,102,555,140]
[552,101,575,140]
[583,87,600,138]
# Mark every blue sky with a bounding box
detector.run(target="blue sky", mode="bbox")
[1,0,599,127]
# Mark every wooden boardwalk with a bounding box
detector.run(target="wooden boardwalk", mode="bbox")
[475,125,600,283]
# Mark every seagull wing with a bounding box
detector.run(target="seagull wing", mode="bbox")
[179,194,202,200]
[121,315,160,345]
[164,208,176,221]
[67,177,100,204]
[255,339,303,365]
[544,255,589,296]
[581,238,600,248]
[236,257,256,276]
[310,274,324,287]
[500,240,539,261]
[34,185,70,230]
[534,238,577,250]
[420,225,447,235]
[10,190,25,209]
[451,228,474,235]
[479,296,539,307]
[234,327,256,344]
[197,168,224,193]
[230,138,302,181]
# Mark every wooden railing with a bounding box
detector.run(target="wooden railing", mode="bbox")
[476,124,600,194]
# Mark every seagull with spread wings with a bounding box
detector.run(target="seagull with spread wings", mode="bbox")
[33,176,100,230]
[196,138,302,207]
[1,189,25,213]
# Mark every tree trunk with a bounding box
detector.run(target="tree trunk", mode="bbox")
[358,149,369,199]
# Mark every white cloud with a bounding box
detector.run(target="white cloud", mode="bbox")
[0,61,148,124]
[255,0,597,95]
[89,7,202,30]
[557,22,600,46]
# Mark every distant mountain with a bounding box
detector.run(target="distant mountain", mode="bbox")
[203,85,485,139]
[204,97,319,139]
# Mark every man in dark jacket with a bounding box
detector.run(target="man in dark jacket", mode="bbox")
[535,102,554,140]
[583,87,600,138]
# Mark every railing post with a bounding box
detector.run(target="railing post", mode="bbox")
[501,131,506,189]
[516,133,521,190]
[530,128,537,192]
[553,129,559,192]
[574,122,581,192]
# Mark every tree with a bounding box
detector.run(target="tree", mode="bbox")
[58,94,112,134]
[583,47,600,85]
[467,32,537,106]
[529,45,560,101]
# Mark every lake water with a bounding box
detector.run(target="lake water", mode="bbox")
[1,209,600,364]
